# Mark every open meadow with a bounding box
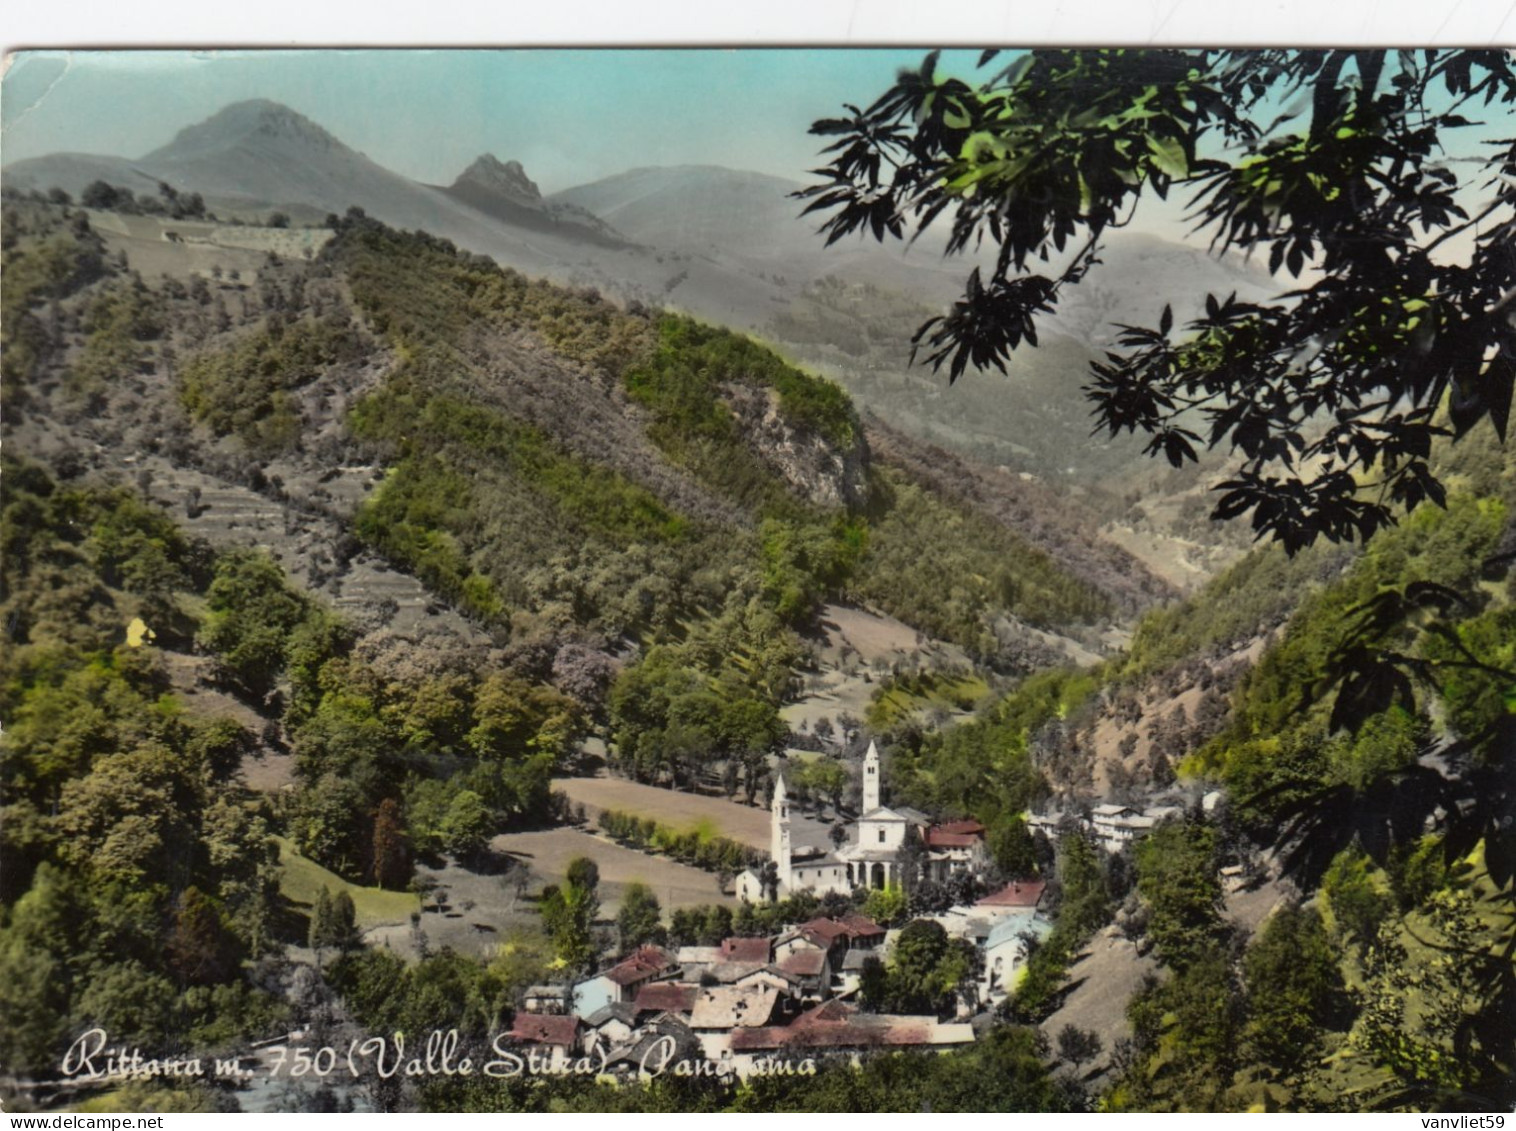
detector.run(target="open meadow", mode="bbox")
[491,826,735,913]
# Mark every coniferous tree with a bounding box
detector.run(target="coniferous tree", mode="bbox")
[330,890,359,952]
[370,798,411,890]
[309,885,334,951]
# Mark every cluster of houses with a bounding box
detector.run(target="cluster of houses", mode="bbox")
[507,882,1051,1079]
[1028,793,1220,854]
[725,744,1212,907]
[689,741,1213,912]
[494,745,1221,1078]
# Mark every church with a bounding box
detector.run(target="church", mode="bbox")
[734,742,988,902]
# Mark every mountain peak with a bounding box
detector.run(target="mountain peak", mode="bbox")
[438,154,630,248]
[451,154,541,205]
[146,99,344,162]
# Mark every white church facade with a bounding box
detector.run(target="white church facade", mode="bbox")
[735,741,985,902]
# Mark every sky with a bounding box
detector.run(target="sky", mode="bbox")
[3,45,1507,230]
[0,48,983,194]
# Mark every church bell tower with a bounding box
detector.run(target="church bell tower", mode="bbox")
[863,740,881,813]
[772,773,792,890]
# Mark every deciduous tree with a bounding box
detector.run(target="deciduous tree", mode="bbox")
[1242,905,1345,1076]
[801,49,1516,552]
[1134,819,1226,971]
[616,883,664,952]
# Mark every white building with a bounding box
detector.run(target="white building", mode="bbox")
[736,741,990,901]
[981,911,1054,1002]
[734,772,849,902]
[1090,803,1156,851]
[923,818,992,882]
[573,945,678,1018]
[1028,801,1189,854]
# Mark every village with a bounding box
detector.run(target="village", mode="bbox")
[487,741,1212,1081]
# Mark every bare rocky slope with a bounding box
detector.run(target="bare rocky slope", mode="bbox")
[436,154,630,248]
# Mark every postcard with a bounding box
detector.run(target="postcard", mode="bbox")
[0,46,1512,1115]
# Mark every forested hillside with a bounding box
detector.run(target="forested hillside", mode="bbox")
[1100,419,1514,1110]
[0,461,288,1079]
[868,417,1515,1112]
[5,167,1510,1113]
[0,192,1172,1101]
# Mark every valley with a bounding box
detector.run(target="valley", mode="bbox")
[3,63,1513,1116]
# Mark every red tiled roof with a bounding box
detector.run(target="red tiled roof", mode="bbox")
[797,915,886,945]
[926,831,980,848]
[926,819,986,848]
[633,982,699,1015]
[604,945,676,986]
[795,919,848,945]
[977,880,1047,909]
[729,1001,937,1051]
[733,965,799,990]
[718,936,771,963]
[776,949,827,977]
[936,819,987,836]
[507,1014,580,1047]
[836,913,885,939]
[802,999,854,1024]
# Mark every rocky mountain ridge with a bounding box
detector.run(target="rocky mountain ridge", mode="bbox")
[438,153,630,247]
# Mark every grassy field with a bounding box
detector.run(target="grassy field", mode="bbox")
[274,835,419,929]
[782,602,972,736]
[1039,931,1159,1085]
[492,826,736,913]
[554,775,832,849]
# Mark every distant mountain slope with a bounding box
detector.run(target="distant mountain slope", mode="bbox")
[1045,231,1278,347]
[1,152,165,198]
[138,100,442,213]
[549,163,975,303]
[5,101,636,275]
[862,415,1177,617]
[3,106,876,334]
[550,165,808,253]
[7,103,1273,360]
[4,195,1153,679]
[552,167,1279,501]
